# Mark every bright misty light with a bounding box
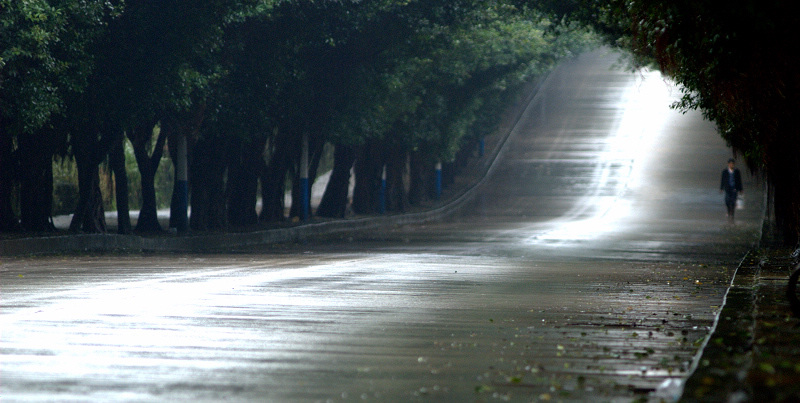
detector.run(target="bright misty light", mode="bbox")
[530,69,679,244]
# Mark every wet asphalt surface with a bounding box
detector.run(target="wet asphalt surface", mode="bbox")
[1,50,764,402]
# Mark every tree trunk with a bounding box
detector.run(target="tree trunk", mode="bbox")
[189,143,209,231]
[351,142,383,214]
[166,106,204,231]
[68,125,110,234]
[407,150,428,206]
[109,135,131,234]
[317,145,356,218]
[289,134,324,219]
[260,134,292,222]
[190,135,227,231]
[227,137,263,227]
[136,162,160,232]
[169,166,178,227]
[69,151,106,233]
[762,120,800,246]
[0,127,20,231]
[168,132,180,229]
[260,163,288,222]
[385,147,409,213]
[771,169,800,246]
[18,132,55,232]
[130,122,166,233]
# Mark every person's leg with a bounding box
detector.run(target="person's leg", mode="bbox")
[725,191,737,221]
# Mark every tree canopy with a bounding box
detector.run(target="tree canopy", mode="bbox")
[1,0,595,233]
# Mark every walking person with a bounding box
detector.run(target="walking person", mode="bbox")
[720,158,743,222]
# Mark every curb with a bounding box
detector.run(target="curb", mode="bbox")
[679,187,772,402]
[679,251,760,402]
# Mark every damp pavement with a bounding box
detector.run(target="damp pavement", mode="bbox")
[2,49,797,402]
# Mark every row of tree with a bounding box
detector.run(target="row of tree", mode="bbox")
[532,0,800,245]
[1,0,594,234]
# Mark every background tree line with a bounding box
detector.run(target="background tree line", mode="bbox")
[530,0,800,245]
[1,0,594,234]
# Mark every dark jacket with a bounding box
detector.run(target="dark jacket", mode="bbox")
[721,168,743,193]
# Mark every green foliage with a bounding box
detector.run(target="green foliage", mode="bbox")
[371,4,594,162]
[4,0,599,231]
[0,0,117,134]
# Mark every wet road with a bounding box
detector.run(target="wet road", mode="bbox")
[1,50,763,402]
